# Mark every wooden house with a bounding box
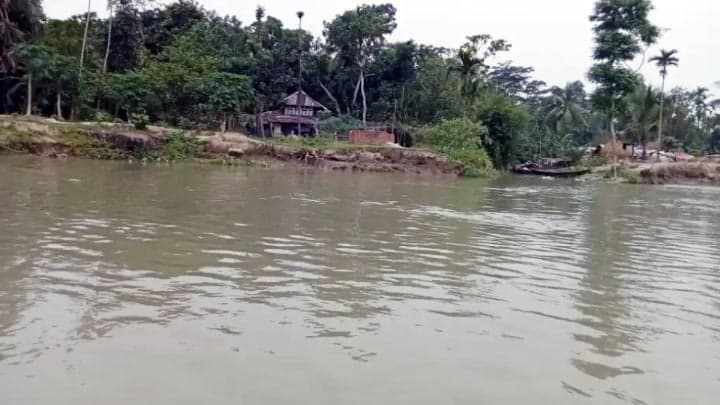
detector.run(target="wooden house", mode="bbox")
[261,90,329,136]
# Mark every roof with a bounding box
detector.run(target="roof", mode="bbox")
[261,111,319,125]
[281,90,329,111]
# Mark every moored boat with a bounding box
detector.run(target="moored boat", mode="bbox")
[513,158,590,178]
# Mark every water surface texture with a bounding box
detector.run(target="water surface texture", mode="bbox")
[1,157,718,404]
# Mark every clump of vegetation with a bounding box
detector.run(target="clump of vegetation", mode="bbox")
[131,112,150,130]
[421,118,495,177]
[270,135,358,149]
[93,111,114,123]
[319,116,362,136]
[581,155,609,169]
[622,169,641,184]
[161,131,203,160]
[602,166,641,184]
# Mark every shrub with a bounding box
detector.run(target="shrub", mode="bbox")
[421,118,495,176]
[162,131,202,160]
[319,116,362,136]
[93,110,114,123]
[131,112,150,130]
[623,170,641,184]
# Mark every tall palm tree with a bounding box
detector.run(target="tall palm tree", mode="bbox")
[627,85,659,158]
[448,46,483,118]
[691,87,711,128]
[451,47,482,100]
[543,83,587,132]
[649,49,678,159]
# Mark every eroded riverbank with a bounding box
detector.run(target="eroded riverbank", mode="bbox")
[0,115,465,176]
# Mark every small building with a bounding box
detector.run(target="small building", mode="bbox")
[260,90,329,137]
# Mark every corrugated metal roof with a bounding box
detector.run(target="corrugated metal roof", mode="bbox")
[281,90,329,111]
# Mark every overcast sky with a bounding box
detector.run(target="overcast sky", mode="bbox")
[44,0,718,92]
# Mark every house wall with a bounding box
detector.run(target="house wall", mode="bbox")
[348,130,395,144]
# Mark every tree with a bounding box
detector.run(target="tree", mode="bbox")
[47,53,77,119]
[324,4,397,127]
[79,0,92,78]
[690,87,711,129]
[449,34,510,112]
[199,72,252,132]
[0,0,44,72]
[16,43,53,115]
[474,90,531,168]
[103,0,115,73]
[588,0,659,176]
[105,0,142,73]
[140,0,206,55]
[490,63,543,102]
[626,84,659,157]
[108,70,154,120]
[544,82,588,133]
[649,49,679,160]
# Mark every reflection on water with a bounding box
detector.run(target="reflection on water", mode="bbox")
[0,156,718,404]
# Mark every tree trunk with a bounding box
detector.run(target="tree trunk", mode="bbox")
[221,113,227,133]
[79,0,92,79]
[352,75,361,112]
[103,4,113,74]
[56,89,64,120]
[359,68,367,128]
[26,73,32,116]
[319,82,341,115]
[610,97,617,178]
[657,75,666,161]
[257,105,265,137]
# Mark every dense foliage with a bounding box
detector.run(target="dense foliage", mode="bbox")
[1,0,719,170]
[421,118,494,176]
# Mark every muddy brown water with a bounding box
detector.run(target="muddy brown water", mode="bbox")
[1,156,718,404]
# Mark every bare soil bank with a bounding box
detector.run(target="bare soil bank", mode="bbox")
[637,161,720,185]
[0,116,465,176]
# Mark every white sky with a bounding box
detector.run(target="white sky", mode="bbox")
[43,0,719,92]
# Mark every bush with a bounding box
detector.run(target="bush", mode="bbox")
[93,110,114,123]
[131,112,150,130]
[421,118,495,176]
[581,155,609,169]
[319,115,362,135]
[162,131,202,160]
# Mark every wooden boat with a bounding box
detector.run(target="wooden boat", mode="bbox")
[513,159,590,178]
[525,167,591,178]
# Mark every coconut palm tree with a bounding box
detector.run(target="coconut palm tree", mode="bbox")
[451,46,482,100]
[649,49,679,160]
[691,87,712,129]
[626,85,659,158]
[543,82,588,133]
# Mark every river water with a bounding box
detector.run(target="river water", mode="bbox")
[0,156,718,404]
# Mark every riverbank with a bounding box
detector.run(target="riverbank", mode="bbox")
[635,161,720,185]
[0,115,466,176]
[589,160,720,186]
